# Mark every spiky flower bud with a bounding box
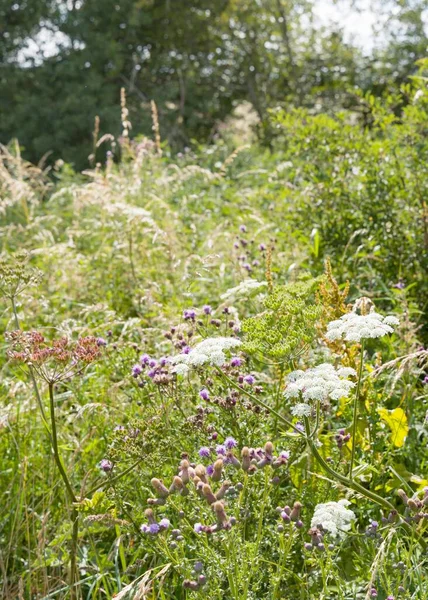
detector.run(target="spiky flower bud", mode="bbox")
[151,478,170,498]
[211,458,224,482]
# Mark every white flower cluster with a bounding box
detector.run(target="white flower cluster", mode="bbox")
[285,363,356,406]
[311,499,356,539]
[326,306,399,343]
[290,403,312,418]
[220,279,267,301]
[171,337,242,375]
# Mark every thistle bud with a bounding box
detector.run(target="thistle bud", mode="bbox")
[397,489,409,505]
[213,501,229,527]
[226,451,241,468]
[179,460,191,483]
[241,447,251,471]
[144,508,156,524]
[264,441,274,458]
[215,480,231,500]
[211,458,224,482]
[290,502,302,522]
[151,478,169,498]
[195,464,207,483]
[183,580,199,590]
[202,484,217,505]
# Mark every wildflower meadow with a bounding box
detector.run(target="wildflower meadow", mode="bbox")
[2,43,428,600]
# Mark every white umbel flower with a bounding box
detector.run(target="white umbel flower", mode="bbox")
[284,363,356,403]
[311,499,356,539]
[220,279,267,301]
[290,403,312,417]
[326,305,399,343]
[170,337,241,371]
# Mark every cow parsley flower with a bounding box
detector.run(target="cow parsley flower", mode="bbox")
[170,337,241,371]
[326,304,399,343]
[311,499,356,539]
[284,363,356,403]
[290,403,312,417]
[220,279,267,301]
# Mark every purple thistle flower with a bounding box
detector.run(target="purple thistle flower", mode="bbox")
[259,243,266,251]
[159,357,167,367]
[295,422,305,433]
[194,561,204,573]
[159,518,170,530]
[99,459,113,472]
[244,374,255,385]
[149,359,157,368]
[230,357,242,367]
[203,305,212,315]
[216,444,226,455]
[132,364,143,377]
[279,451,290,461]
[206,464,214,477]
[114,425,125,432]
[243,263,252,272]
[149,523,160,535]
[184,309,196,321]
[198,446,211,458]
[96,337,107,347]
[147,369,156,378]
[140,524,149,534]
[423,375,428,385]
[224,436,238,449]
[239,225,247,233]
[182,345,191,354]
[140,354,150,365]
[194,523,203,534]
[199,389,210,401]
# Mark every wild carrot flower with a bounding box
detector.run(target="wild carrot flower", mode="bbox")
[326,300,399,342]
[311,499,355,539]
[171,336,241,372]
[285,363,356,404]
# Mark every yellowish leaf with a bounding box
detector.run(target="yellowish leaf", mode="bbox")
[377,407,408,448]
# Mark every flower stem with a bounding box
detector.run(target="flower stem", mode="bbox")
[350,341,365,480]
[48,382,79,596]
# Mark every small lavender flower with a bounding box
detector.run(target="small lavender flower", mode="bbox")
[184,309,196,321]
[199,389,210,401]
[230,357,242,367]
[239,225,247,232]
[259,243,266,251]
[149,359,157,368]
[243,374,255,385]
[159,518,170,530]
[194,523,203,533]
[216,444,226,455]
[140,524,149,533]
[132,364,143,377]
[148,523,160,535]
[96,337,107,347]
[147,369,156,378]
[140,354,150,365]
[99,459,113,472]
[224,436,237,449]
[206,464,214,477]
[203,305,212,315]
[198,446,211,458]
[194,561,204,573]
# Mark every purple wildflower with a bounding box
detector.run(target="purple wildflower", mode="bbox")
[149,359,157,368]
[149,523,160,535]
[216,444,226,455]
[224,436,238,449]
[230,357,242,367]
[99,459,113,472]
[206,464,214,477]
[279,451,290,461]
[198,446,211,458]
[244,374,255,385]
[194,523,203,534]
[203,305,212,315]
[132,364,143,377]
[96,337,107,347]
[259,243,266,251]
[239,225,247,233]
[182,345,191,354]
[199,389,210,401]
[140,524,149,534]
[140,354,150,365]
[159,518,170,530]
[184,309,196,321]
[147,369,156,378]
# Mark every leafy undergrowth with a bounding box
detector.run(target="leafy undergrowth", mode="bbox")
[1,80,428,600]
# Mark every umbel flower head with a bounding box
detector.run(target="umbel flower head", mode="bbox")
[311,499,356,540]
[170,336,241,375]
[220,279,267,302]
[285,363,356,407]
[7,331,103,383]
[326,298,399,343]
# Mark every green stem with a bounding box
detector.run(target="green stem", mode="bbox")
[85,458,142,498]
[48,383,78,597]
[350,341,365,480]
